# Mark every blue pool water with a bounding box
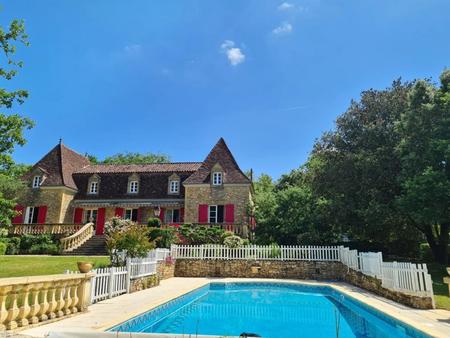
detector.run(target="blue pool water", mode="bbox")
[109,282,431,338]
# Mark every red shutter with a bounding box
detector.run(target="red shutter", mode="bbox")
[37,206,47,224]
[96,208,106,235]
[180,207,185,223]
[225,204,235,223]
[114,207,124,218]
[198,204,208,223]
[12,205,24,224]
[137,207,143,224]
[159,207,165,223]
[74,208,84,224]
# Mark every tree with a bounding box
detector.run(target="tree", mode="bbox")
[0,15,32,226]
[101,152,170,164]
[396,71,450,264]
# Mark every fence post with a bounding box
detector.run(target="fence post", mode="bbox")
[108,267,115,299]
[126,258,131,294]
[90,269,97,304]
[393,261,399,290]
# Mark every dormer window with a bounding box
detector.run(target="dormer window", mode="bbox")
[169,180,179,194]
[129,181,139,193]
[32,176,42,188]
[212,172,223,186]
[89,181,98,194]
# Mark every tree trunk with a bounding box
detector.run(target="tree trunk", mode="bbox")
[423,223,449,265]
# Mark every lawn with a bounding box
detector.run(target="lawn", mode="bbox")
[0,255,110,278]
[428,263,450,311]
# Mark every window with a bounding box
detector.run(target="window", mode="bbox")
[24,206,39,224]
[32,176,42,188]
[129,181,139,193]
[209,205,224,223]
[165,209,180,223]
[212,172,223,186]
[85,209,98,224]
[89,181,98,194]
[124,208,138,222]
[169,180,179,194]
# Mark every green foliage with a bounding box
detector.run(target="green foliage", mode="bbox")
[147,217,162,228]
[0,242,6,255]
[19,234,58,254]
[0,236,20,255]
[28,243,59,255]
[178,224,229,245]
[148,226,178,248]
[0,14,33,227]
[101,152,170,164]
[223,235,244,248]
[268,243,281,258]
[106,217,154,266]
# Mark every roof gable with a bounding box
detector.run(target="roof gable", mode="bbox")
[184,138,250,185]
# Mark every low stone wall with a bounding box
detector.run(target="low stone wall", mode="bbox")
[174,259,434,309]
[129,261,174,294]
[157,260,175,280]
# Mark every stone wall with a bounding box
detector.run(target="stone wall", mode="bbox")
[129,261,174,293]
[184,184,252,224]
[174,259,434,309]
[157,260,175,280]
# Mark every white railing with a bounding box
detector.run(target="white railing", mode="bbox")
[171,244,340,261]
[171,244,434,299]
[128,257,157,279]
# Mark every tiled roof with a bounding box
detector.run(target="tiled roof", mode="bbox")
[183,138,250,185]
[74,162,202,174]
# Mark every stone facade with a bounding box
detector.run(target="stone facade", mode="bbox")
[184,184,252,224]
[174,259,434,309]
[129,261,174,293]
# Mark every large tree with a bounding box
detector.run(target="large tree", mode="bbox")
[101,152,170,164]
[396,71,450,264]
[0,15,32,226]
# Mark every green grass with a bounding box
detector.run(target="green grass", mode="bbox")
[428,263,450,311]
[0,255,110,278]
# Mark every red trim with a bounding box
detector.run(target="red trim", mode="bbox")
[159,207,165,223]
[198,204,208,223]
[114,207,124,218]
[180,207,184,223]
[96,208,106,235]
[225,204,234,223]
[12,205,24,224]
[137,207,143,224]
[74,208,84,224]
[37,206,47,224]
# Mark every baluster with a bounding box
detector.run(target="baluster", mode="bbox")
[18,284,32,327]
[42,282,55,320]
[6,285,21,330]
[55,281,66,317]
[0,285,12,331]
[63,280,73,315]
[28,283,42,324]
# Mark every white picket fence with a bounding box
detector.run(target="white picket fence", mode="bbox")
[170,244,434,298]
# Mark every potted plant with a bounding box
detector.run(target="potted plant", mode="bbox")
[77,261,93,273]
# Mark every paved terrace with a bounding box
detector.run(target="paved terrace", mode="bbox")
[16,277,450,338]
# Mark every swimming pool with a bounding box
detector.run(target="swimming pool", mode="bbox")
[109,282,431,338]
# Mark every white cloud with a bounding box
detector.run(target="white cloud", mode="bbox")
[272,22,293,35]
[220,40,246,66]
[277,2,294,11]
[124,44,142,55]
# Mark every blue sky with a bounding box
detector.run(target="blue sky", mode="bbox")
[2,0,450,179]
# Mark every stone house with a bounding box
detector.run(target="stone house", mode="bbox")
[13,138,254,235]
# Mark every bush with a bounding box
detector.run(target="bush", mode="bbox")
[178,224,228,245]
[268,243,281,258]
[148,227,178,248]
[28,243,59,255]
[223,235,244,248]
[1,237,21,255]
[147,217,161,228]
[0,242,6,255]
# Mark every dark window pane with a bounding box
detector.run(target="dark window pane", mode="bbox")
[173,209,180,222]
[32,207,39,224]
[131,209,138,222]
[217,205,224,223]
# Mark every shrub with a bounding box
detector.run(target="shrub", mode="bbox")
[223,235,244,248]
[28,243,59,255]
[106,217,155,266]
[178,224,228,245]
[268,243,281,258]
[148,227,178,248]
[2,237,20,255]
[0,242,6,255]
[147,217,161,228]
[19,234,58,254]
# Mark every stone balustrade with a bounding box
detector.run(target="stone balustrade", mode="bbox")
[0,273,94,331]
[10,224,82,236]
[60,223,94,252]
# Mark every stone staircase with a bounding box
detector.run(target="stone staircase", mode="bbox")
[62,235,107,256]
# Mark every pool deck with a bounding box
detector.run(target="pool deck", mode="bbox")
[17,277,450,338]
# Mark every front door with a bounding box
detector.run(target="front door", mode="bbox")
[95,208,106,235]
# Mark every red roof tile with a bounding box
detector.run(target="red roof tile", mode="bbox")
[74,162,202,174]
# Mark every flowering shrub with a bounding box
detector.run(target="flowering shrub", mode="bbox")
[223,235,244,248]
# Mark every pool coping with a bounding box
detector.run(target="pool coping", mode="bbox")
[19,277,450,338]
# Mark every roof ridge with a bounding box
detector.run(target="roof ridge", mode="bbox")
[87,161,203,166]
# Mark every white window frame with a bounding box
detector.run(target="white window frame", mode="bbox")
[169,180,179,194]
[85,209,98,224]
[129,181,139,193]
[32,176,42,188]
[209,205,218,223]
[165,209,180,223]
[212,172,223,186]
[24,206,36,224]
[89,181,98,194]
[124,208,138,221]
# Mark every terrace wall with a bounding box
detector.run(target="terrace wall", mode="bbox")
[174,259,434,309]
